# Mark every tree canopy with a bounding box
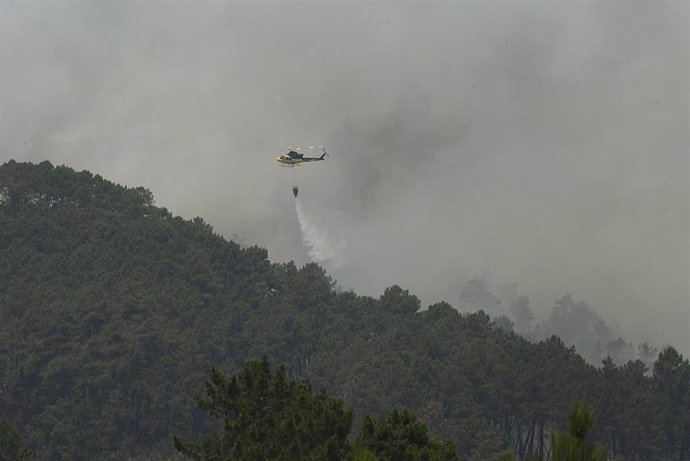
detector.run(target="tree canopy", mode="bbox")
[1,161,688,460]
[173,358,459,461]
[0,420,35,461]
[174,357,353,460]
[355,408,457,461]
[550,404,606,461]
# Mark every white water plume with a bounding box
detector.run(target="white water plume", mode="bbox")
[295,198,341,267]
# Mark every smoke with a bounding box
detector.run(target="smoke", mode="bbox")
[1,0,688,354]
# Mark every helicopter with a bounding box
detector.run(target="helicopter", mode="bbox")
[275,145,329,197]
[276,145,328,167]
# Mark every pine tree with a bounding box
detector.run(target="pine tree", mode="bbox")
[173,356,353,460]
[0,421,35,461]
[551,404,606,461]
[355,408,458,461]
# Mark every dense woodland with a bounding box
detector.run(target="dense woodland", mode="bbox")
[1,160,689,460]
[173,356,458,460]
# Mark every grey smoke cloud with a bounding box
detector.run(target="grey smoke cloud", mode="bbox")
[1,1,688,354]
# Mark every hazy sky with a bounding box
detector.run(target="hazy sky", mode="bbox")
[1,0,688,353]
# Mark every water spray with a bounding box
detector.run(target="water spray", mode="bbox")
[295,198,336,263]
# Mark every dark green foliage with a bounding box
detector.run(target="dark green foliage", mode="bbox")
[1,161,686,460]
[551,404,606,461]
[493,315,513,333]
[355,408,457,461]
[0,420,35,461]
[174,357,353,460]
[653,347,690,461]
[380,286,421,316]
[1,161,272,459]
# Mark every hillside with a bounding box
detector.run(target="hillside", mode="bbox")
[1,160,688,460]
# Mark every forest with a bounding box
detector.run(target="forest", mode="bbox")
[1,160,689,460]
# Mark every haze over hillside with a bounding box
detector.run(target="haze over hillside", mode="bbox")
[1,1,688,352]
